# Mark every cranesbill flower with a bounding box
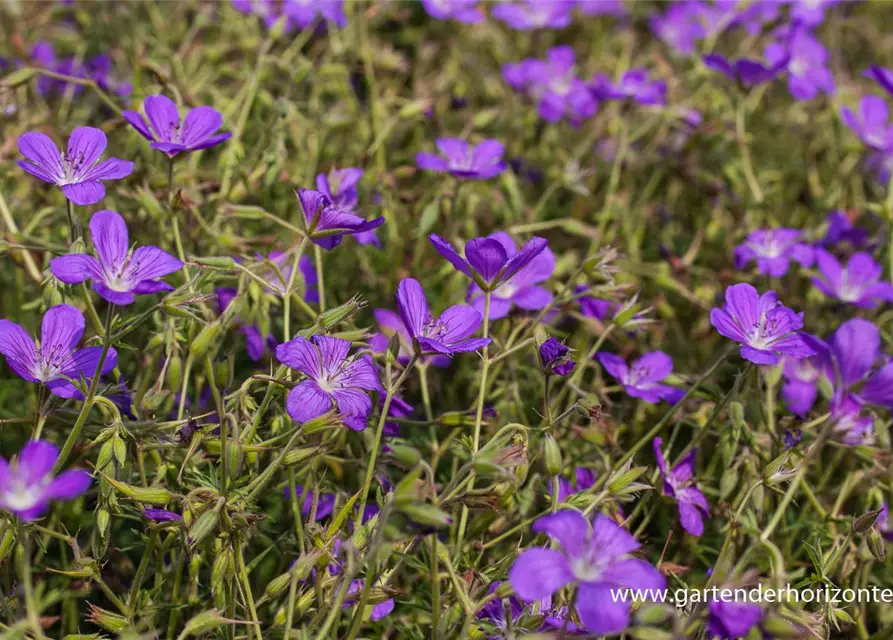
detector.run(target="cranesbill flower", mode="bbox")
[503,47,597,125]
[416,139,507,180]
[650,3,705,55]
[466,232,554,319]
[429,233,548,292]
[790,0,838,27]
[275,335,382,430]
[0,441,91,521]
[344,579,394,620]
[492,0,574,29]
[296,188,384,250]
[508,511,665,635]
[396,278,490,356]
[144,509,182,522]
[478,580,553,638]
[50,210,182,305]
[0,305,118,399]
[813,249,893,307]
[821,211,869,249]
[653,437,709,536]
[576,0,626,17]
[540,337,575,377]
[282,0,347,28]
[764,29,834,101]
[707,598,763,639]
[830,395,874,445]
[368,309,449,367]
[865,66,893,99]
[597,351,684,404]
[781,347,828,417]
[316,168,378,246]
[710,283,815,365]
[546,467,595,503]
[123,95,231,158]
[702,53,789,88]
[733,228,814,277]
[840,96,893,151]
[827,318,893,410]
[421,0,484,23]
[591,68,666,106]
[283,485,336,521]
[17,127,133,206]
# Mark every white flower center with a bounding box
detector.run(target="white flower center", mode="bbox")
[3,481,42,511]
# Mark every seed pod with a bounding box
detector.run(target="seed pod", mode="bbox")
[167,355,183,391]
[87,604,128,633]
[543,435,562,476]
[387,444,422,467]
[96,440,115,473]
[187,508,220,548]
[400,503,453,528]
[113,435,127,467]
[215,359,231,390]
[226,439,243,481]
[180,609,229,637]
[319,295,365,329]
[190,321,222,358]
[102,476,173,504]
[211,548,235,596]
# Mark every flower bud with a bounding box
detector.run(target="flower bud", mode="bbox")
[868,528,886,562]
[187,509,220,548]
[190,321,222,358]
[167,355,184,391]
[319,295,366,329]
[87,605,128,633]
[853,508,883,534]
[543,435,562,476]
[386,444,422,467]
[215,359,231,389]
[141,388,171,413]
[211,548,235,596]
[181,609,230,637]
[102,476,173,504]
[400,503,453,528]
[226,439,243,482]
[263,571,292,600]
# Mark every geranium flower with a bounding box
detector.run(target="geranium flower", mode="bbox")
[123,95,231,158]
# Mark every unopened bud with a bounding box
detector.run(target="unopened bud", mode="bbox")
[400,503,452,528]
[387,444,422,467]
[853,508,883,534]
[166,355,183,391]
[211,548,235,595]
[181,609,229,637]
[868,528,886,562]
[543,435,562,476]
[190,321,222,358]
[102,476,172,504]
[187,509,220,548]
[87,604,128,633]
[318,295,366,329]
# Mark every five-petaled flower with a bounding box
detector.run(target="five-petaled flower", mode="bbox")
[296,188,385,250]
[702,53,789,88]
[17,126,133,205]
[503,47,597,125]
[396,278,490,356]
[591,68,667,106]
[123,95,232,158]
[421,0,484,23]
[429,233,548,293]
[597,351,684,404]
[50,210,183,305]
[275,335,382,430]
[710,283,815,365]
[0,441,92,521]
[813,249,893,308]
[0,305,117,398]
[508,511,665,635]
[653,437,710,537]
[840,96,893,151]
[416,139,507,180]
[733,228,814,277]
[492,0,573,30]
[707,598,764,639]
[316,168,378,246]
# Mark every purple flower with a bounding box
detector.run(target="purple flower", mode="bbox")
[821,211,870,249]
[123,95,232,158]
[282,0,347,28]
[492,0,574,29]
[865,66,893,99]
[591,68,666,106]
[416,138,507,180]
[703,53,789,88]
[466,233,554,319]
[547,467,596,503]
[429,233,548,291]
[296,188,384,250]
[827,318,893,410]
[396,278,490,356]
[283,485,336,520]
[764,29,835,101]
[17,127,133,206]
[508,511,665,635]
[789,0,838,27]
[275,335,382,430]
[421,0,484,23]
[0,305,117,399]
[650,3,705,55]
[830,395,874,445]
[478,580,553,638]
[540,337,576,377]
[216,288,277,361]
[653,437,709,536]
[813,249,893,307]
[50,210,183,306]
[840,96,893,151]
[707,598,763,639]
[503,47,597,125]
[597,351,684,404]
[733,228,814,277]
[781,348,827,416]
[576,0,626,17]
[0,441,92,521]
[368,309,450,367]
[710,283,815,365]
[316,168,379,246]
[877,503,893,541]
[344,579,394,620]
[144,509,182,522]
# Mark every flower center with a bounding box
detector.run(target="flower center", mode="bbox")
[837,273,865,302]
[3,481,42,511]
[569,555,604,582]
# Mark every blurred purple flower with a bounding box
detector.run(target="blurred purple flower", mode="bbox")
[316,168,379,246]
[508,512,665,635]
[504,47,597,125]
[18,127,133,205]
[830,395,874,445]
[789,0,839,27]
[733,228,814,277]
[546,467,595,502]
[144,509,182,522]
[591,68,666,106]
[421,0,484,23]
[429,233,548,291]
[416,138,506,180]
[827,318,893,410]
[276,335,382,430]
[576,0,626,17]
[781,346,827,417]
[123,95,231,158]
[492,0,574,29]
[650,3,705,55]
[283,485,336,521]
[231,0,346,30]
[865,66,893,99]
[598,351,684,404]
[478,580,555,638]
[0,305,117,399]
[877,503,893,541]
[344,579,394,620]
[710,283,815,365]
[813,249,893,307]
[396,278,490,355]
[0,441,91,521]
[707,598,763,639]
[840,96,893,151]
[466,233,554,319]
[764,29,834,100]
[296,188,384,250]
[821,211,869,249]
[51,210,182,305]
[703,53,789,88]
[653,437,709,536]
[540,337,576,376]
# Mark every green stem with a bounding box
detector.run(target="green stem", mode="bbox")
[18,523,46,639]
[471,291,492,454]
[282,235,309,342]
[736,97,764,204]
[205,354,228,496]
[430,534,440,640]
[128,529,158,620]
[65,199,81,245]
